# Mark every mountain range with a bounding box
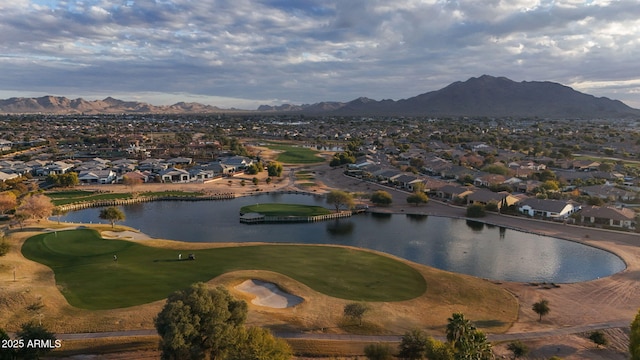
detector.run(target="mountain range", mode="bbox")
[2,75,638,118]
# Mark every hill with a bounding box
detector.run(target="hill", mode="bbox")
[0,96,229,115]
[264,75,639,118]
[2,76,638,118]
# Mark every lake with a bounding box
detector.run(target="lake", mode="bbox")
[58,193,626,283]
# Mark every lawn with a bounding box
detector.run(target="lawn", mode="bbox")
[21,229,426,310]
[47,190,204,206]
[264,143,326,164]
[49,192,133,206]
[240,203,331,216]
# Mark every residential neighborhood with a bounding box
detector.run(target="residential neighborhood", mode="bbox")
[1,113,639,230]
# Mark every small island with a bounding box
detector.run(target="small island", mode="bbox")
[239,203,350,224]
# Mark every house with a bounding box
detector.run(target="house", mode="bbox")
[221,156,253,171]
[36,161,75,176]
[579,206,636,229]
[572,160,600,171]
[373,169,402,183]
[436,185,474,200]
[168,157,193,166]
[517,198,579,219]
[158,167,190,183]
[392,174,419,189]
[581,185,637,202]
[207,162,235,176]
[189,168,215,181]
[473,174,506,187]
[121,170,149,183]
[111,159,138,174]
[467,189,519,209]
[0,140,13,151]
[515,179,543,193]
[78,170,117,184]
[0,171,19,182]
[139,159,169,172]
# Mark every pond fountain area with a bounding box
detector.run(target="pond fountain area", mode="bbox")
[57,193,626,283]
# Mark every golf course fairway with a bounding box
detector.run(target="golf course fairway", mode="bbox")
[21,229,427,310]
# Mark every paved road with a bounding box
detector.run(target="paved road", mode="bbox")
[50,319,630,342]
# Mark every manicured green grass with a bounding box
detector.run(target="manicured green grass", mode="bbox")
[49,193,133,206]
[264,143,325,164]
[48,190,204,206]
[47,190,97,199]
[22,229,426,310]
[139,191,204,197]
[295,174,314,180]
[240,203,331,216]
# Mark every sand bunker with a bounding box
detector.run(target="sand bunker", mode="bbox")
[235,280,303,308]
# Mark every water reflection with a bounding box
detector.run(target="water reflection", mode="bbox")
[326,220,354,236]
[57,194,626,283]
[406,214,428,222]
[466,220,485,231]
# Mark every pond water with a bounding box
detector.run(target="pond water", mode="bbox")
[58,193,626,283]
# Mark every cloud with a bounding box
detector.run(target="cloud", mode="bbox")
[1,0,639,109]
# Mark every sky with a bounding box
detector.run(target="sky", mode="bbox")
[1,0,640,110]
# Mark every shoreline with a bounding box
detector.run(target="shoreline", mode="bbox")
[36,167,640,358]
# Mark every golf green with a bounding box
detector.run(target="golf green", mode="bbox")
[240,203,332,216]
[22,229,427,310]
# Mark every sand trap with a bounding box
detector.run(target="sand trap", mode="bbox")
[235,280,303,308]
[101,230,153,240]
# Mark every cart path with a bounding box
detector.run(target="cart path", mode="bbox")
[47,319,629,342]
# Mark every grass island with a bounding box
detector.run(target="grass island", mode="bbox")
[240,203,332,217]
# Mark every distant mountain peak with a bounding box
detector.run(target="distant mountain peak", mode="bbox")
[2,76,638,118]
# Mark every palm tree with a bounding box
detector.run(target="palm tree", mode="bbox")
[446,312,474,347]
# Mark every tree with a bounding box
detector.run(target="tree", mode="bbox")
[0,327,14,360]
[16,194,54,220]
[446,313,492,360]
[52,207,69,224]
[245,163,261,175]
[122,174,143,189]
[532,299,550,322]
[16,322,59,359]
[252,177,259,186]
[370,190,392,206]
[466,204,486,218]
[364,343,394,360]
[0,239,9,257]
[343,302,369,326]
[0,192,17,215]
[326,190,354,213]
[99,207,125,229]
[589,330,608,348]
[507,340,529,358]
[230,326,291,360]
[155,283,248,360]
[47,172,79,187]
[406,192,428,206]
[398,329,428,359]
[267,162,284,177]
[631,309,640,360]
[446,313,473,348]
[425,337,454,360]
